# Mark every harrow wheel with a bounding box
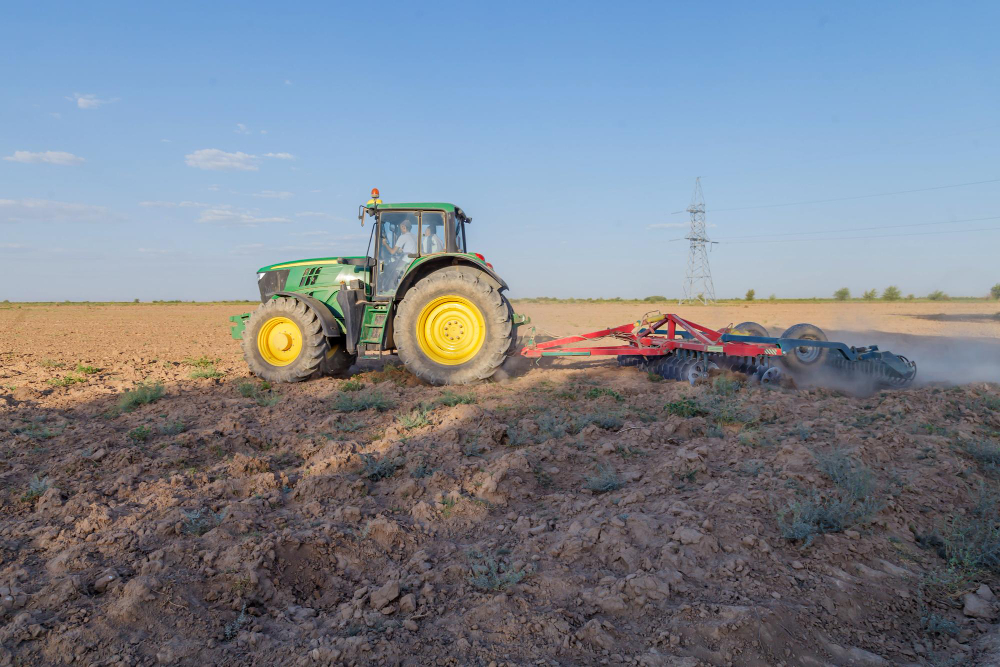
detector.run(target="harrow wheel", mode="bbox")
[731,321,769,337]
[779,323,828,373]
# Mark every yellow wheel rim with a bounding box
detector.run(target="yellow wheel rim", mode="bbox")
[257,316,303,366]
[416,295,486,365]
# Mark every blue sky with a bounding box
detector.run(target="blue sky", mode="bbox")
[2,1,998,301]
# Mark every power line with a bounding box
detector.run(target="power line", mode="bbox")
[717,224,1000,245]
[669,177,1000,215]
[716,214,1000,241]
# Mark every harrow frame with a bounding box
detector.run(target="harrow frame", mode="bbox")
[519,311,916,386]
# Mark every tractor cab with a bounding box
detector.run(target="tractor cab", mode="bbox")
[361,194,473,298]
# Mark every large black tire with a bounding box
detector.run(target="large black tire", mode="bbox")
[319,337,357,377]
[242,297,326,383]
[394,267,514,385]
[731,321,769,337]
[779,323,828,372]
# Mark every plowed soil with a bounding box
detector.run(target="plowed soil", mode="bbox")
[1,300,999,666]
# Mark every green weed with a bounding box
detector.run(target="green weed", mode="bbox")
[183,355,219,368]
[467,550,527,591]
[341,379,365,392]
[333,391,393,412]
[434,390,477,407]
[585,387,623,402]
[359,453,399,481]
[47,373,87,387]
[75,364,101,374]
[665,397,705,417]
[237,381,281,407]
[127,425,152,443]
[20,474,50,502]
[584,464,624,494]
[114,381,165,414]
[189,367,223,379]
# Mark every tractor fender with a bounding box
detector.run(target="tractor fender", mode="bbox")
[272,291,344,337]
[396,256,508,297]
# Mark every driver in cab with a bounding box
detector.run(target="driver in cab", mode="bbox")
[381,220,417,258]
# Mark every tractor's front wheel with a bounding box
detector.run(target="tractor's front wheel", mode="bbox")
[394,267,514,385]
[242,297,326,382]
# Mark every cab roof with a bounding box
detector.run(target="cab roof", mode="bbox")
[367,202,457,212]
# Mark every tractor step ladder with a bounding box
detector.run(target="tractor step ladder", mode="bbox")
[359,303,390,356]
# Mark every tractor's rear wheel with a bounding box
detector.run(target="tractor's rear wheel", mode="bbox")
[394,267,514,385]
[242,297,326,383]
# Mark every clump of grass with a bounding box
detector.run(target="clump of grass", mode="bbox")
[536,412,568,440]
[333,391,393,413]
[740,460,765,477]
[237,381,281,407]
[585,387,623,402]
[189,367,223,379]
[20,474,50,502]
[933,485,1000,574]
[467,550,527,591]
[39,359,65,369]
[181,507,226,536]
[10,418,61,440]
[463,439,485,458]
[710,374,743,396]
[584,464,624,494]
[572,412,624,432]
[646,372,663,383]
[359,453,399,481]
[370,363,411,387]
[434,390,476,407]
[224,602,249,641]
[48,373,87,387]
[127,425,152,443]
[398,405,430,430]
[341,379,364,392]
[114,381,165,414]
[665,397,706,417]
[183,355,219,368]
[921,612,959,636]
[959,440,1000,477]
[75,363,101,375]
[158,420,186,435]
[777,450,885,545]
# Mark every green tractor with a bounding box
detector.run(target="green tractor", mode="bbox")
[229,190,522,385]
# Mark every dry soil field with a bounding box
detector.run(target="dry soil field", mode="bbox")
[1,301,999,666]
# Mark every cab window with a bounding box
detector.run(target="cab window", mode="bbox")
[420,212,446,254]
[454,219,467,253]
[376,211,417,296]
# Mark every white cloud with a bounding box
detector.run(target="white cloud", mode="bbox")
[4,150,85,166]
[252,190,293,200]
[68,93,118,109]
[264,152,294,160]
[139,200,209,208]
[49,112,61,120]
[646,223,687,230]
[198,205,291,226]
[235,123,251,135]
[292,230,332,236]
[207,184,221,191]
[260,130,268,135]
[160,138,172,143]
[0,242,26,249]
[0,198,111,224]
[284,79,293,86]
[185,149,259,171]
[137,247,171,254]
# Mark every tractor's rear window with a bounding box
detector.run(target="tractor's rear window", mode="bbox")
[420,211,445,254]
[454,220,466,253]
